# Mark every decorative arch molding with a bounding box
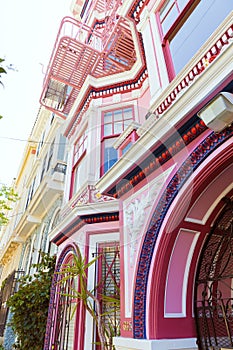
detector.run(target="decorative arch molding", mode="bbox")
[49,208,61,232]
[133,126,233,339]
[43,243,80,350]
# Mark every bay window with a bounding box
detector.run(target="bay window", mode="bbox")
[70,130,87,197]
[101,107,134,174]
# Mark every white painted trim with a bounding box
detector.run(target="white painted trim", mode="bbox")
[164,312,187,318]
[113,337,198,350]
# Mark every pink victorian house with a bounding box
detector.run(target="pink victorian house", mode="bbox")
[41,0,233,349]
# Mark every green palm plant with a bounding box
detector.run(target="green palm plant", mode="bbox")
[57,246,120,350]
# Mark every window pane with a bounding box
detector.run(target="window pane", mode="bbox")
[114,122,123,134]
[170,0,233,74]
[104,112,112,123]
[161,1,179,34]
[177,0,188,11]
[124,119,132,128]
[113,109,123,121]
[122,142,132,155]
[160,0,174,21]
[104,138,118,173]
[123,107,133,120]
[102,107,134,173]
[73,156,87,194]
[74,130,87,164]
[104,124,112,136]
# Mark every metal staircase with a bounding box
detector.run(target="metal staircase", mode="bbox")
[40,0,139,118]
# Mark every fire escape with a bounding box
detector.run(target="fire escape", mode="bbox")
[40,0,139,118]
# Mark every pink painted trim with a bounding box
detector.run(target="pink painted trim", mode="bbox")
[146,136,233,339]
[165,229,199,316]
[118,130,139,157]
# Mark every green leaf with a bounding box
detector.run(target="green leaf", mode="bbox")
[0,67,6,74]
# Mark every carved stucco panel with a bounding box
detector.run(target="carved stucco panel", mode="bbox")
[123,165,175,317]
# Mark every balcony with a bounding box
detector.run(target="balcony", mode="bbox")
[72,0,121,20]
[40,10,139,118]
[15,161,66,238]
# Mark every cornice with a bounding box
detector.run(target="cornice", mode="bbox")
[48,198,119,245]
[0,238,24,265]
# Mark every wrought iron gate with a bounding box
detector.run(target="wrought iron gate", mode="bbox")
[194,198,233,349]
[0,270,24,336]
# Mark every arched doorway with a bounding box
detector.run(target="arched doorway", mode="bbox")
[195,198,233,349]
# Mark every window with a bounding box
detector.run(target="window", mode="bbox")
[36,131,45,156]
[70,130,87,197]
[29,227,46,272]
[51,210,61,230]
[50,113,55,125]
[158,0,233,79]
[25,177,36,209]
[47,139,55,171]
[73,130,87,165]
[0,270,24,336]
[94,243,120,349]
[57,135,67,161]
[101,107,134,174]
[21,244,30,273]
[40,154,48,182]
[52,257,77,350]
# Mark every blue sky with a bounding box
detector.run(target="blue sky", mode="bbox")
[0,0,71,185]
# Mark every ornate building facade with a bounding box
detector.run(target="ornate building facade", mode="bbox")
[1,0,232,349]
[41,0,233,349]
[0,107,67,349]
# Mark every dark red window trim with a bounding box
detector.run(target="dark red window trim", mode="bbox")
[158,0,200,81]
[100,106,135,176]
